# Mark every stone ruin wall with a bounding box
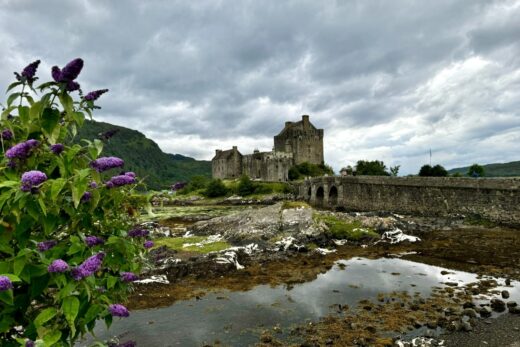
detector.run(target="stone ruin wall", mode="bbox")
[299,176,520,226]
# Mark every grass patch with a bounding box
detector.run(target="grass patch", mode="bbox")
[463,215,497,228]
[282,201,310,210]
[153,236,230,253]
[314,214,379,241]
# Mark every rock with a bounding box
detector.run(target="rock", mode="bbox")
[463,308,478,318]
[260,330,273,343]
[506,278,511,286]
[479,306,492,317]
[501,290,510,299]
[509,306,520,314]
[461,321,472,332]
[463,301,475,309]
[507,301,518,308]
[490,298,506,312]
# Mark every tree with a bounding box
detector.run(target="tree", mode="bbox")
[419,164,448,177]
[431,164,448,177]
[204,179,228,197]
[0,58,147,345]
[355,160,390,176]
[288,162,334,181]
[418,164,432,176]
[389,165,400,176]
[467,163,485,177]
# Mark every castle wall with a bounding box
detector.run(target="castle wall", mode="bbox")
[242,151,293,181]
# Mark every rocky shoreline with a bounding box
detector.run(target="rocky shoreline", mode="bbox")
[130,202,520,346]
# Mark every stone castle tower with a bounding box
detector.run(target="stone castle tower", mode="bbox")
[212,115,324,181]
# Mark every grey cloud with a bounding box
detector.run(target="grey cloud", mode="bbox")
[1,0,519,174]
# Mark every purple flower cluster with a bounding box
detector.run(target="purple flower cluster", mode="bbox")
[66,81,80,92]
[51,58,84,83]
[85,236,104,247]
[50,143,64,155]
[37,240,57,252]
[0,276,13,291]
[81,191,92,203]
[144,240,154,249]
[127,228,149,238]
[48,259,69,273]
[108,304,130,317]
[15,60,41,83]
[25,340,35,347]
[1,129,13,140]
[106,173,136,188]
[5,139,39,159]
[84,89,109,101]
[90,181,98,189]
[21,170,47,192]
[120,272,138,282]
[71,253,105,280]
[171,182,187,191]
[90,156,124,172]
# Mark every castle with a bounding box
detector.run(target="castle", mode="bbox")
[212,115,324,181]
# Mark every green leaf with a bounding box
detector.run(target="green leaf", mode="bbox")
[0,274,21,282]
[84,304,103,323]
[41,107,60,139]
[18,105,30,125]
[50,178,67,201]
[34,307,57,327]
[0,181,18,189]
[13,257,26,276]
[0,315,15,333]
[107,276,118,290]
[58,282,77,300]
[59,93,74,115]
[43,330,61,346]
[7,92,20,107]
[6,81,22,93]
[93,139,103,156]
[29,100,44,120]
[62,296,79,336]
[37,197,47,216]
[0,290,13,305]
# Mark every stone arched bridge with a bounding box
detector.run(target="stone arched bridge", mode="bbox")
[295,176,520,226]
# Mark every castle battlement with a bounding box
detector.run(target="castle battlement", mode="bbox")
[212,115,324,182]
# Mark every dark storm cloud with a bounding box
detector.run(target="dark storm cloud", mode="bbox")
[1,0,519,173]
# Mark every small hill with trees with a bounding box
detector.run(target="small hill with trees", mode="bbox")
[448,161,520,177]
[76,120,211,190]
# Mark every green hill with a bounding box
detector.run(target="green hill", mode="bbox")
[448,161,520,177]
[75,120,211,190]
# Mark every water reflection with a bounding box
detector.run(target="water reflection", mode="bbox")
[79,257,520,347]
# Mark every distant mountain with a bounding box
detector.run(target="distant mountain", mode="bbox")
[76,120,211,190]
[448,161,520,177]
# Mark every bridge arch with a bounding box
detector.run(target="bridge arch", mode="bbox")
[315,186,324,207]
[328,185,338,206]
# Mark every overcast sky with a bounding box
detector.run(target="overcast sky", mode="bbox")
[1,0,519,174]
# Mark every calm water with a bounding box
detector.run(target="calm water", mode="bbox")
[79,257,520,346]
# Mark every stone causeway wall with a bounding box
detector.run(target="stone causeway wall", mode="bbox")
[297,176,520,226]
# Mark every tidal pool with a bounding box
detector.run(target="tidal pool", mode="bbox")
[79,257,520,346]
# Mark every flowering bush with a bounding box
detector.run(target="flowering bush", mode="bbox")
[0,59,150,346]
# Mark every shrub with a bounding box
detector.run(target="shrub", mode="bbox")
[203,179,228,197]
[418,164,448,177]
[288,162,334,180]
[467,163,485,177]
[0,59,148,346]
[237,175,255,196]
[355,160,390,176]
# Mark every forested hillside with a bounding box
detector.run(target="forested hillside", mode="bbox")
[448,161,520,177]
[76,120,211,190]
